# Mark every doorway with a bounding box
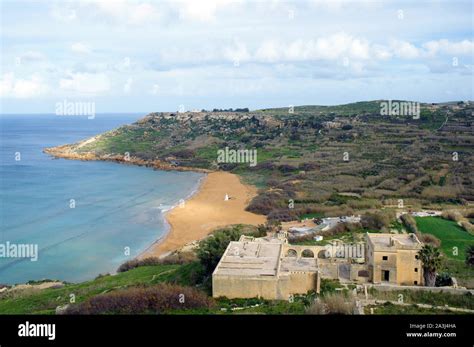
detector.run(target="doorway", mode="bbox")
[382,270,390,282]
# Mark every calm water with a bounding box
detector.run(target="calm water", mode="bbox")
[0,114,204,284]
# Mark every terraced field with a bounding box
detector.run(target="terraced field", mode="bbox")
[45,101,474,222]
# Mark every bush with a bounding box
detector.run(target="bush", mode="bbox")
[117,253,196,273]
[460,221,474,235]
[435,272,453,287]
[65,284,214,314]
[246,190,292,215]
[306,293,355,315]
[361,212,391,231]
[441,210,463,222]
[416,233,441,248]
[197,227,248,275]
[278,164,298,173]
[320,222,361,237]
[400,214,418,233]
[117,257,162,273]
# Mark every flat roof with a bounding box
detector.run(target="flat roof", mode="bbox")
[367,233,421,249]
[280,257,318,273]
[213,241,282,277]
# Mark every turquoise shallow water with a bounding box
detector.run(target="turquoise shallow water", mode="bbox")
[0,114,204,284]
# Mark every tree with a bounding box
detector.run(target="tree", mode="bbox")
[197,228,243,275]
[466,245,474,266]
[418,245,443,287]
[361,212,391,231]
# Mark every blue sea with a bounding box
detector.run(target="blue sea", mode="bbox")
[0,114,204,285]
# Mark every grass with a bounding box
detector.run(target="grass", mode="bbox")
[415,216,474,261]
[366,288,474,310]
[299,212,325,221]
[0,264,181,314]
[365,302,463,315]
[216,297,308,314]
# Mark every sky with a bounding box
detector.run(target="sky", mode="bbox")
[0,0,473,114]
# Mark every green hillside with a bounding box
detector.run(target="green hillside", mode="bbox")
[45,101,474,222]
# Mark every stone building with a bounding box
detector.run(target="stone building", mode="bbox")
[212,235,321,300]
[212,232,424,300]
[366,233,423,286]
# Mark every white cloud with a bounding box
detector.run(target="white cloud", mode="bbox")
[150,83,160,95]
[50,5,77,22]
[71,42,92,54]
[177,0,238,22]
[0,73,49,98]
[423,39,474,56]
[254,33,371,62]
[372,44,392,60]
[59,72,110,94]
[390,40,420,59]
[223,41,251,64]
[123,78,133,93]
[82,0,161,24]
[19,51,46,63]
[255,40,281,62]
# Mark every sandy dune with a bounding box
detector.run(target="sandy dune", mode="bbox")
[140,171,266,258]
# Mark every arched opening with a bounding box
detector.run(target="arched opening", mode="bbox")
[286,249,297,257]
[301,249,315,258]
[317,250,328,259]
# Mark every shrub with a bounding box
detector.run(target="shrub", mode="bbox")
[441,210,463,222]
[463,209,474,219]
[400,214,418,233]
[298,162,319,171]
[435,272,453,287]
[416,233,441,248]
[117,257,162,273]
[277,164,298,173]
[65,284,214,314]
[306,293,355,315]
[460,221,474,235]
[117,253,196,273]
[197,227,247,275]
[466,245,474,266]
[320,222,361,237]
[246,191,291,215]
[361,212,391,231]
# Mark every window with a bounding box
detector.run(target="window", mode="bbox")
[382,256,388,261]
[415,255,419,260]
[414,268,418,272]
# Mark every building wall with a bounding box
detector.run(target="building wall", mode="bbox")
[370,249,398,284]
[396,249,423,285]
[212,272,319,300]
[350,263,370,283]
[367,242,422,285]
[287,272,318,295]
[212,275,281,300]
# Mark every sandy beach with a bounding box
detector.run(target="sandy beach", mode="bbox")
[140,171,266,258]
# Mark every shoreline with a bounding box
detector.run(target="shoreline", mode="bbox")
[139,171,267,259]
[43,146,266,260]
[137,173,207,258]
[43,146,211,173]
